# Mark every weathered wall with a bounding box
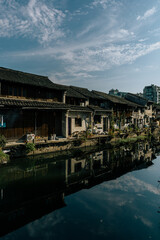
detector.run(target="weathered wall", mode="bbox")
[68,111,91,135]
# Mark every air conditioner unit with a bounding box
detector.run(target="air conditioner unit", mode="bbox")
[26,134,35,141]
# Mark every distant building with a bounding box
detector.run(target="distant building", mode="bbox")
[143,84,160,104]
[109,89,128,98]
[109,89,119,96]
[136,93,144,98]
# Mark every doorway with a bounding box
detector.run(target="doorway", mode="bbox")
[68,117,71,136]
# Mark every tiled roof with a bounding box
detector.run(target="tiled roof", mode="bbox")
[66,87,87,99]
[92,90,139,107]
[126,93,148,101]
[124,93,149,107]
[153,103,160,110]
[88,105,112,112]
[68,105,92,112]
[52,84,87,99]
[0,67,65,91]
[0,97,92,112]
[70,86,103,99]
[0,97,69,109]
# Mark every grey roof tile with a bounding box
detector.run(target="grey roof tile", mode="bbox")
[0,67,66,91]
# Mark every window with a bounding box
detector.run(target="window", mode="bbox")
[0,115,6,127]
[18,87,21,96]
[14,87,17,96]
[100,103,105,108]
[1,83,8,95]
[75,162,82,172]
[94,115,101,124]
[75,118,82,127]
[23,88,27,97]
[9,86,13,95]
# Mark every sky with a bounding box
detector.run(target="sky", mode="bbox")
[1,0,160,93]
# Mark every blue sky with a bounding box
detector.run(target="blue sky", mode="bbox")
[0,0,160,93]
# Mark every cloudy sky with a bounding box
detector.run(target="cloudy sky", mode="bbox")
[0,0,160,93]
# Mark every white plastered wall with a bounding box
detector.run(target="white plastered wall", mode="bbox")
[68,111,91,135]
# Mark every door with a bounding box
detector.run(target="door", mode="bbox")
[68,117,71,136]
[103,117,108,131]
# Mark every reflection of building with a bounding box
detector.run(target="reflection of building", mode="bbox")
[132,143,153,163]
[0,143,155,237]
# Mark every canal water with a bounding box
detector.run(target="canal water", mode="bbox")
[0,142,160,239]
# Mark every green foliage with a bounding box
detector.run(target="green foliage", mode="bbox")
[134,126,140,132]
[0,135,7,148]
[137,135,147,140]
[25,142,35,153]
[128,126,133,132]
[147,129,152,136]
[86,129,92,138]
[0,151,9,163]
[114,138,137,144]
[108,129,114,137]
[110,112,115,130]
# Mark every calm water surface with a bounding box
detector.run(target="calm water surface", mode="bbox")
[0,142,160,240]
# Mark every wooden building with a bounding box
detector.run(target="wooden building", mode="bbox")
[125,93,154,127]
[0,67,68,140]
[92,90,137,129]
[69,86,112,133]
[0,66,155,141]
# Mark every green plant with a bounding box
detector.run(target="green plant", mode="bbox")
[128,126,133,132]
[86,129,92,138]
[108,129,114,137]
[134,126,140,132]
[137,135,147,140]
[0,135,7,149]
[25,142,35,153]
[0,151,9,163]
[110,112,115,131]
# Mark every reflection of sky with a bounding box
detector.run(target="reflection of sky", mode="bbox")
[2,157,160,240]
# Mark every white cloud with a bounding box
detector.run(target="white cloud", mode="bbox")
[137,7,156,21]
[0,1,160,85]
[4,40,160,84]
[91,0,118,9]
[51,41,160,75]
[77,24,96,38]
[138,38,148,42]
[134,215,153,227]
[100,175,160,195]
[27,211,64,238]
[0,0,65,44]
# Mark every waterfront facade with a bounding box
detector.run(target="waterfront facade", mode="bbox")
[0,67,70,140]
[0,67,158,141]
[124,93,155,128]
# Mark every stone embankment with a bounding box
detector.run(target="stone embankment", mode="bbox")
[4,136,109,158]
[4,127,158,158]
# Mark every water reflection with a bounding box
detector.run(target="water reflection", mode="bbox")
[0,142,158,237]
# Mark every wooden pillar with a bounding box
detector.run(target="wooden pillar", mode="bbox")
[62,110,68,138]
[91,112,94,132]
[34,111,37,136]
[63,91,67,103]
